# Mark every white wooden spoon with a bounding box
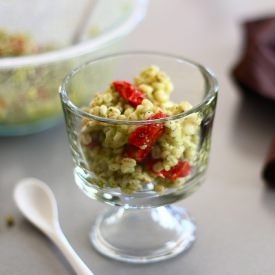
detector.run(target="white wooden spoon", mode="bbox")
[14,178,94,275]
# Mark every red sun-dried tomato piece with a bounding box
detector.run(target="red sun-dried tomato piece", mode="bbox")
[147,111,167,120]
[125,145,152,161]
[161,161,191,181]
[128,112,167,147]
[0,99,7,108]
[112,81,146,107]
[146,158,164,177]
[86,135,101,148]
[147,159,191,181]
[87,140,100,148]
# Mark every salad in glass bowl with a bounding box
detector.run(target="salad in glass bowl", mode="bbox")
[0,0,148,135]
[60,52,218,263]
[79,65,202,194]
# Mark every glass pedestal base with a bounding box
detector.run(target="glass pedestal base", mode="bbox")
[90,205,196,263]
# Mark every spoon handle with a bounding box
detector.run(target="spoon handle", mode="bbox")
[51,228,94,275]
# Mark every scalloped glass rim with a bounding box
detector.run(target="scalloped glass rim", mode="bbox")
[59,51,219,125]
[0,0,148,69]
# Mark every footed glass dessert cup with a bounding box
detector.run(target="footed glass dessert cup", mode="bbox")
[59,52,218,263]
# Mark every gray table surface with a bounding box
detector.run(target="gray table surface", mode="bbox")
[1,1,275,274]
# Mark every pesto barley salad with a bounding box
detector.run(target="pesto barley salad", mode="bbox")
[0,29,60,126]
[80,66,201,194]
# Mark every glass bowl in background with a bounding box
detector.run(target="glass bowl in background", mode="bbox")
[60,52,218,263]
[0,0,148,136]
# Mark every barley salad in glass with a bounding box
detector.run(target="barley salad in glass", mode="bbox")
[60,52,218,208]
[60,52,218,263]
[79,66,202,194]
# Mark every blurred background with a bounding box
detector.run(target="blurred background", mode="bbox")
[1,0,275,274]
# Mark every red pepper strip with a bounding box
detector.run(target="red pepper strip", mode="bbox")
[112,81,146,107]
[147,159,191,181]
[125,145,152,161]
[128,112,167,147]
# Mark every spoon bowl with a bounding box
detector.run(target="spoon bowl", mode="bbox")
[14,177,93,275]
[14,178,58,233]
